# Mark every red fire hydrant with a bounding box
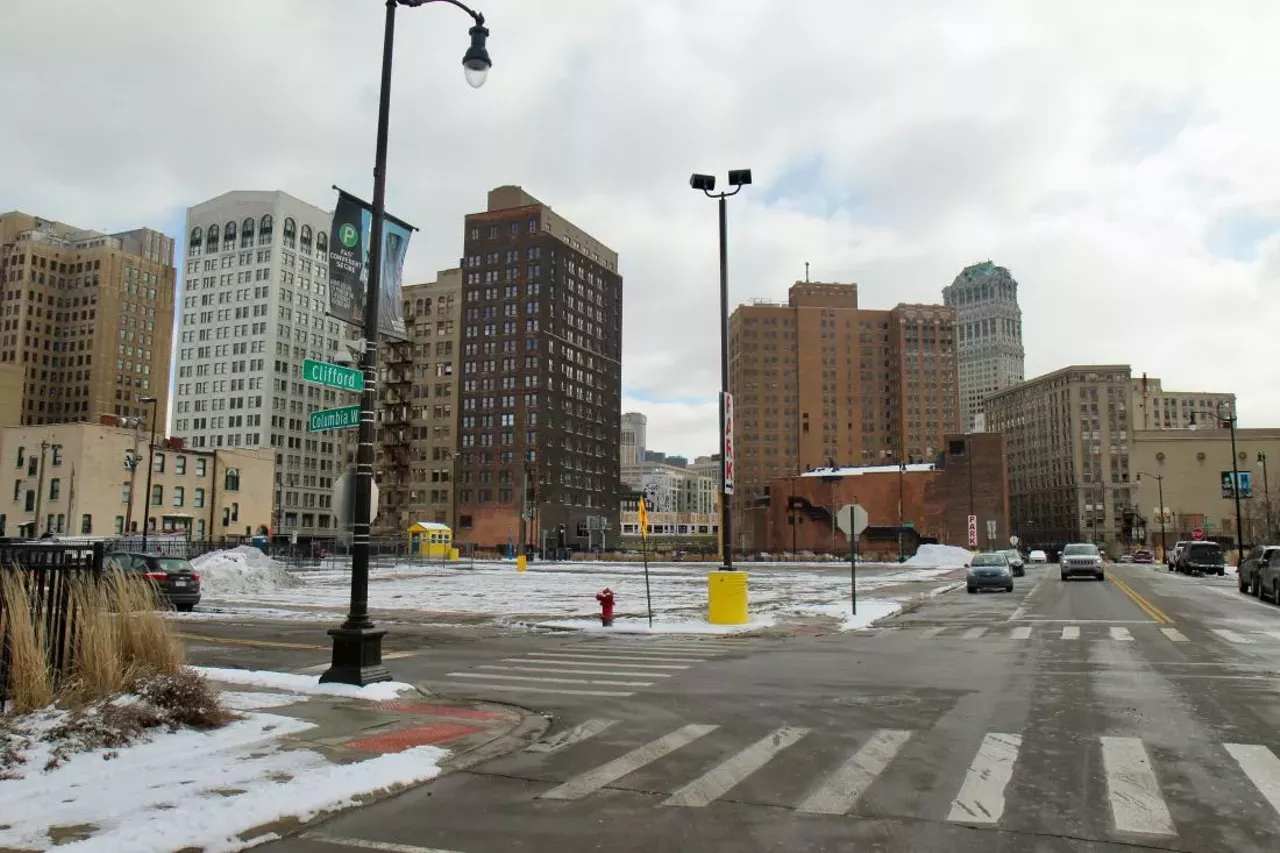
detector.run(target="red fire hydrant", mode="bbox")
[596,587,615,627]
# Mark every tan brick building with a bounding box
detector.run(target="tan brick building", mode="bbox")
[375,268,461,533]
[1129,374,1235,432]
[728,282,959,549]
[0,419,273,540]
[0,211,175,425]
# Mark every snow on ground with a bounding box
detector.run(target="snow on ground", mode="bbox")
[192,667,416,702]
[796,599,906,631]
[533,615,777,634]
[902,543,975,569]
[192,546,302,596]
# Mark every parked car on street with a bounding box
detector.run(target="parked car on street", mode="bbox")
[967,551,1014,594]
[1132,550,1154,564]
[1060,542,1105,581]
[1239,545,1280,599]
[1175,541,1226,576]
[104,551,202,611]
[1118,554,1134,563]
[1028,549,1048,565]
[1168,541,1191,571]
[1000,549,1026,577]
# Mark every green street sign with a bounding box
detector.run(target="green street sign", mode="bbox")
[308,405,361,432]
[303,358,363,392]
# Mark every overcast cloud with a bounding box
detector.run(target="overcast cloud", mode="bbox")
[3,0,1278,457]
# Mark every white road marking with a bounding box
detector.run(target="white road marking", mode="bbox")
[962,627,987,639]
[796,729,913,815]
[1110,627,1134,642]
[1062,626,1080,640]
[479,664,673,678]
[541,724,718,800]
[524,652,703,664]
[1101,736,1175,836]
[1009,627,1032,640]
[571,647,713,659]
[446,672,653,687]
[304,834,464,853]
[663,726,809,808]
[920,626,948,638]
[431,682,635,697]
[527,718,617,754]
[1225,743,1280,818]
[510,657,691,670]
[1212,629,1254,644]
[947,732,1022,824]
[1159,628,1189,643]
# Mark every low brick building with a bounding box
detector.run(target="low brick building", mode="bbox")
[757,432,1009,558]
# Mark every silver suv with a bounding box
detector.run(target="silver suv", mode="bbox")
[1060,542,1105,581]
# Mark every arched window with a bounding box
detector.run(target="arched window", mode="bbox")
[206,224,219,252]
[415,299,425,315]
[223,220,236,250]
[189,227,203,258]
[224,467,240,491]
[241,217,255,248]
[404,300,412,318]
[423,297,432,314]
[258,214,274,246]
[283,217,296,249]
[316,232,328,253]
[300,224,312,253]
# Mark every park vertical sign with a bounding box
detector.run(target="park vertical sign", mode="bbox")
[327,188,412,340]
[722,391,735,495]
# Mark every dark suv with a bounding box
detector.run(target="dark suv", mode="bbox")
[105,552,202,611]
[1239,545,1280,600]
[1175,542,1225,576]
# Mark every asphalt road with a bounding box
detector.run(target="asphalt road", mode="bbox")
[194,563,1280,853]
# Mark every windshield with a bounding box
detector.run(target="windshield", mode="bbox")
[1062,544,1100,556]
[972,554,1007,566]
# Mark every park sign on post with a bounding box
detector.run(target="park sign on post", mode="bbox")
[309,404,360,432]
[303,358,364,392]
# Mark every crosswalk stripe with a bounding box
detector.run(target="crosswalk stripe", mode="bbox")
[1160,628,1189,643]
[527,718,617,754]
[541,724,718,800]
[947,732,1021,824]
[1062,626,1080,639]
[1212,629,1254,644]
[962,627,987,639]
[920,626,948,638]
[303,833,464,853]
[1101,736,1175,836]
[663,727,809,808]
[511,657,691,670]
[479,664,673,678]
[527,652,706,663]
[446,672,654,687]
[796,729,913,815]
[1009,627,1032,640]
[1110,627,1134,641]
[431,682,635,697]
[1224,744,1280,817]
[569,648,713,659]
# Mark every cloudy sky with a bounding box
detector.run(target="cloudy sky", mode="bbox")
[3,0,1278,457]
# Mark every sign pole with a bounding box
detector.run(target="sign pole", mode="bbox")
[639,497,653,628]
[850,524,857,616]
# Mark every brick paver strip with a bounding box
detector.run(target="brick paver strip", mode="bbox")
[345,721,484,753]
[376,701,506,721]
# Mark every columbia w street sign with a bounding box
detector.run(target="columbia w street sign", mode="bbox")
[308,404,361,432]
[303,358,364,392]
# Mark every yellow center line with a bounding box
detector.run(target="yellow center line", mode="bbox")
[1109,575,1174,625]
[179,632,328,651]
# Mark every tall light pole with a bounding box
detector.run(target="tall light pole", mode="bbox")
[138,396,158,551]
[898,458,907,562]
[1193,404,1246,568]
[689,169,751,569]
[1136,471,1167,563]
[322,0,491,687]
[1259,452,1271,540]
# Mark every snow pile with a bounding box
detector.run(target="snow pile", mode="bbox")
[797,599,906,631]
[193,667,417,702]
[192,546,302,595]
[902,543,974,569]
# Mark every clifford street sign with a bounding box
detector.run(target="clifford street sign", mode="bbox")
[308,405,361,432]
[303,358,364,392]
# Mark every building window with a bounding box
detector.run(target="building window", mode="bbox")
[196,519,205,539]
[197,457,207,476]
[121,482,131,504]
[225,467,240,491]
[49,478,60,500]
[23,490,34,512]
[194,487,205,508]
[173,486,185,507]
[300,224,312,251]
[153,452,165,473]
[176,455,187,475]
[151,484,163,506]
[14,446,23,468]
[114,515,124,534]
[80,514,92,534]
[283,218,297,248]
[51,445,62,466]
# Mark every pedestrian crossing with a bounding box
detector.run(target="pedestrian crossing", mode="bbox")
[520,718,1280,840]
[432,638,752,698]
[871,622,1280,646]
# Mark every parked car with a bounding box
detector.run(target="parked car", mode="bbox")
[1118,554,1134,563]
[1132,550,1154,564]
[1000,549,1026,577]
[1239,545,1280,598]
[1175,541,1226,576]
[1060,542,1105,581]
[1168,541,1191,571]
[104,551,202,611]
[967,551,1014,594]
[1028,549,1048,565]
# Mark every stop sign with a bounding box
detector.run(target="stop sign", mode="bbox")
[1192,527,1205,541]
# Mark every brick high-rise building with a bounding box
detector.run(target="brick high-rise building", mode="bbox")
[942,261,1024,432]
[0,211,176,425]
[454,187,623,553]
[728,282,959,548]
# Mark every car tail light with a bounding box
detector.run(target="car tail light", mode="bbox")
[144,571,168,581]
[191,571,200,582]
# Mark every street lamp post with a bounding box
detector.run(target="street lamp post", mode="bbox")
[898,458,906,562]
[690,169,751,569]
[138,396,158,551]
[1193,404,1246,568]
[322,0,491,687]
[1260,452,1271,540]
[1136,471,1167,564]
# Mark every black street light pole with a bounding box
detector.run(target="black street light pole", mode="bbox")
[138,395,158,551]
[1193,404,1246,568]
[690,169,752,570]
[1260,452,1271,540]
[323,0,491,686]
[1136,471,1167,564]
[898,458,906,562]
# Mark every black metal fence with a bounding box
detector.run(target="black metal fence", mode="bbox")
[0,541,104,703]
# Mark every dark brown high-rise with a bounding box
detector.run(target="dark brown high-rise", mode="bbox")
[454,187,623,554]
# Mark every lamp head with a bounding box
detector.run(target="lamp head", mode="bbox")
[689,173,716,192]
[728,168,753,187]
[462,23,491,88]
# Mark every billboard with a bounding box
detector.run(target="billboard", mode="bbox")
[327,188,412,341]
[1221,470,1253,499]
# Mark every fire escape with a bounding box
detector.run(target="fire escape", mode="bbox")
[375,338,415,535]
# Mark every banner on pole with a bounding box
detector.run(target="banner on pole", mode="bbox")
[327,187,412,341]
[722,391,735,495]
[967,514,978,547]
[637,496,649,540]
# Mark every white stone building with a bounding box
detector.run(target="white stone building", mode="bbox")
[942,261,1025,433]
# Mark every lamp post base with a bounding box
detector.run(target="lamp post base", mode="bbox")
[320,626,392,686]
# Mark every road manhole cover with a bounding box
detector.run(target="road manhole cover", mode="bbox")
[834,694,921,707]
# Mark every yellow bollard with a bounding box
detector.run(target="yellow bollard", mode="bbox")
[707,571,749,624]
[516,554,527,572]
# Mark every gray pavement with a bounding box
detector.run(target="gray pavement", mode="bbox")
[196,563,1280,852]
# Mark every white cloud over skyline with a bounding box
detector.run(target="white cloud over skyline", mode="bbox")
[3,0,1278,458]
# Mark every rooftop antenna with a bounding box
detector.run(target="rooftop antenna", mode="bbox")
[804,261,810,283]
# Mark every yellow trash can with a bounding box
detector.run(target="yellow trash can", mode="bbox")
[516,554,527,572]
[707,571,749,625]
